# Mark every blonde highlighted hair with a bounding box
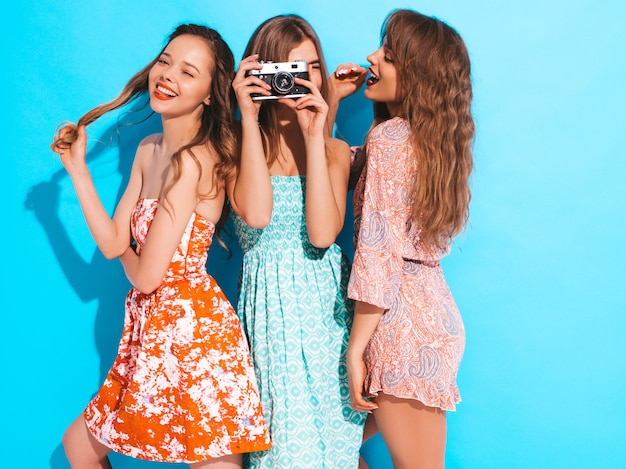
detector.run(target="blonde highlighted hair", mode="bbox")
[379,9,475,250]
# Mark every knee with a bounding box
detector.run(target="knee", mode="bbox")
[61,416,108,465]
[61,424,79,462]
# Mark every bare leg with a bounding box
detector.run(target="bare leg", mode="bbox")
[373,393,446,469]
[62,414,112,469]
[190,453,242,469]
[358,413,379,469]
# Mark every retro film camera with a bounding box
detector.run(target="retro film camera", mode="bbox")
[247,61,310,100]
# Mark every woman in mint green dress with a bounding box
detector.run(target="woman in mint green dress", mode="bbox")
[226,14,366,469]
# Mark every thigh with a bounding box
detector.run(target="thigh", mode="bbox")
[374,393,447,469]
[62,413,112,468]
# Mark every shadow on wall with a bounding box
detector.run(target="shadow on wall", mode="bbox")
[25,100,159,469]
[25,99,160,382]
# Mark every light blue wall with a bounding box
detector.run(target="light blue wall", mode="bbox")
[6,1,625,468]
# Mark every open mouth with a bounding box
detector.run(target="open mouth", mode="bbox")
[366,70,379,86]
[155,83,178,99]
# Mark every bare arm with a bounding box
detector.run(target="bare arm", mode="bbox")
[347,300,383,413]
[51,124,142,259]
[227,55,273,228]
[304,137,350,247]
[119,151,202,294]
[326,63,368,137]
[281,76,350,247]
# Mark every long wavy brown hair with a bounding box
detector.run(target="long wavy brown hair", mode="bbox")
[242,14,330,166]
[378,10,475,250]
[53,23,237,206]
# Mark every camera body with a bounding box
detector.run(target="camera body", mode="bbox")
[247,61,310,100]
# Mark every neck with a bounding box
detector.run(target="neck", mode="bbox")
[273,115,306,175]
[160,110,203,155]
[387,102,404,119]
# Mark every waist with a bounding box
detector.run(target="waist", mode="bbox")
[238,232,317,252]
[402,257,440,267]
[243,241,339,260]
[160,271,209,283]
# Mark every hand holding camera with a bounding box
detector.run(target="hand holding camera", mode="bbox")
[246,60,311,101]
[234,56,324,137]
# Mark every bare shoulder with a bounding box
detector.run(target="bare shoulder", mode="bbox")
[132,133,161,166]
[179,144,223,192]
[138,133,161,149]
[135,133,161,155]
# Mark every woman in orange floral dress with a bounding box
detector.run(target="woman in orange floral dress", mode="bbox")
[51,24,270,468]
[329,9,474,469]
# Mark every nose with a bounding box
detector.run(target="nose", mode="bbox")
[366,50,377,65]
[161,65,175,82]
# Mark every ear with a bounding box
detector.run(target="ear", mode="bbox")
[203,95,211,106]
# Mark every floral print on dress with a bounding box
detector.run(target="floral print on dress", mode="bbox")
[84,198,270,463]
[348,118,465,411]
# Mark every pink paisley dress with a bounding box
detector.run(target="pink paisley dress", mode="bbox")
[348,117,465,411]
[84,198,271,462]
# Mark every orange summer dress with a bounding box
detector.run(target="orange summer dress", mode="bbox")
[84,198,271,462]
[349,117,465,411]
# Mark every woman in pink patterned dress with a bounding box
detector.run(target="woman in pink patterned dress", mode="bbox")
[329,9,474,468]
[50,24,270,468]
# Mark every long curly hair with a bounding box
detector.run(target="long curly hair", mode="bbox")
[379,10,475,250]
[242,14,330,167]
[54,23,237,205]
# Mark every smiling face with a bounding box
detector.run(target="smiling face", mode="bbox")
[148,34,214,118]
[287,39,322,91]
[364,37,402,117]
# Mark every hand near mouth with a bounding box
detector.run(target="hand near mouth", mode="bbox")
[329,62,367,101]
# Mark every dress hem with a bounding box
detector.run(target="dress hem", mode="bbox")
[84,414,272,463]
[366,387,461,412]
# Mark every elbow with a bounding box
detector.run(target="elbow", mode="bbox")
[309,232,337,249]
[238,204,272,229]
[136,286,158,295]
[100,240,132,260]
[308,220,343,248]
[244,212,272,229]
[231,195,273,229]
[101,246,125,260]
[132,270,165,295]
[134,278,161,295]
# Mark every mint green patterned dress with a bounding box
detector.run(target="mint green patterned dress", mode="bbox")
[231,176,365,469]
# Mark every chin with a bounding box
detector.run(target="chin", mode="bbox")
[363,88,375,101]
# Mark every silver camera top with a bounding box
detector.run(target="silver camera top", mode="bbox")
[248,60,310,101]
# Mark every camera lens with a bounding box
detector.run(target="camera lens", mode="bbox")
[272,71,295,94]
